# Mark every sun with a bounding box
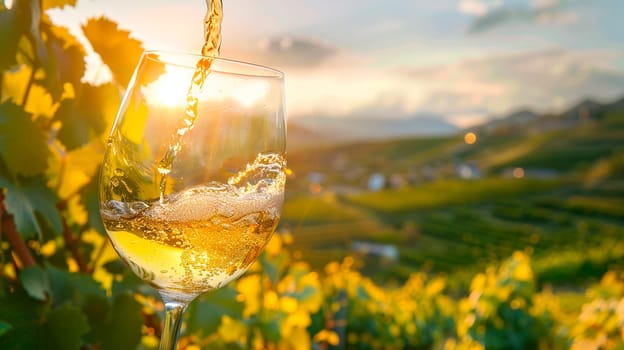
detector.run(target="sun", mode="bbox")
[144,68,191,108]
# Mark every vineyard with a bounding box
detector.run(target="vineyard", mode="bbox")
[2,1,624,349]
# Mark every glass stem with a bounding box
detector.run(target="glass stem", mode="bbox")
[159,300,188,350]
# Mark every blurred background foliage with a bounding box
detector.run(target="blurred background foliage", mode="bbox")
[1,1,624,349]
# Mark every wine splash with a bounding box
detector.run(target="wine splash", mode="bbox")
[157,0,224,203]
[102,152,285,298]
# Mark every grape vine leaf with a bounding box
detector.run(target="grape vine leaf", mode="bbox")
[80,173,106,235]
[0,321,11,337]
[186,286,244,336]
[0,288,46,349]
[0,4,26,70]
[0,65,31,104]
[0,175,62,239]
[103,293,143,350]
[44,303,90,350]
[40,19,85,101]
[82,17,144,87]
[45,263,106,307]
[19,266,51,301]
[24,83,57,120]
[0,101,49,177]
[83,293,142,350]
[42,0,77,11]
[55,99,90,151]
[53,140,104,199]
[55,83,118,151]
[14,0,48,67]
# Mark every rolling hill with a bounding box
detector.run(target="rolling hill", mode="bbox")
[282,96,624,289]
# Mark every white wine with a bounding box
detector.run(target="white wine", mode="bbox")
[157,0,223,202]
[102,153,285,300]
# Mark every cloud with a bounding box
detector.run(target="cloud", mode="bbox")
[252,36,337,69]
[467,0,580,33]
[458,0,489,16]
[283,46,624,128]
[394,48,624,121]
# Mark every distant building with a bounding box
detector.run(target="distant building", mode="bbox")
[367,173,386,191]
[351,241,399,261]
[389,173,407,188]
[456,163,481,179]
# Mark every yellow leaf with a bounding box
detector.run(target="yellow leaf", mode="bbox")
[470,273,487,292]
[66,195,87,226]
[25,83,58,120]
[55,139,104,198]
[426,276,446,296]
[264,290,279,310]
[217,315,247,343]
[280,325,310,350]
[236,274,261,317]
[512,261,533,282]
[83,229,118,292]
[280,296,299,314]
[40,240,56,257]
[140,335,159,349]
[0,65,30,104]
[264,233,282,256]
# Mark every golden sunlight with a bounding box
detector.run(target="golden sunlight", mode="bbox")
[143,68,191,108]
[202,75,270,108]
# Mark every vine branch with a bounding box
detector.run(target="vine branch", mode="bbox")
[0,194,37,269]
[58,201,92,274]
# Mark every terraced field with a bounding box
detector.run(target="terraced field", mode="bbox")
[282,102,624,291]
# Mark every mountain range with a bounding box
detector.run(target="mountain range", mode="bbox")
[287,96,624,150]
[287,113,458,150]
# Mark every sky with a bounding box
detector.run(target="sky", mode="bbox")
[46,0,624,127]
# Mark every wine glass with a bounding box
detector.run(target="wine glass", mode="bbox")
[99,51,286,349]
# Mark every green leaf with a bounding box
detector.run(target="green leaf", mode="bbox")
[106,294,143,350]
[45,263,106,307]
[260,251,289,286]
[19,266,50,301]
[0,321,11,337]
[77,82,119,135]
[80,173,106,235]
[0,288,46,349]
[259,312,284,343]
[81,294,111,346]
[0,5,26,70]
[102,259,126,275]
[55,82,118,150]
[111,269,156,299]
[15,0,47,66]
[186,286,244,336]
[42,0,77,11]
[43,303,90,350]
[82,16,144,87]
[0,175,62,239]
[40,19,85,101]
[81,293,143,350]
[0,101,49,177]
[55,98,89,150]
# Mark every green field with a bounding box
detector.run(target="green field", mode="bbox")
[283,102,624,292]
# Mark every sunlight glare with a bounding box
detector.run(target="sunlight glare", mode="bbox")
[144,67,190,108]
[202,75,269,108]
[233,81,270,107]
